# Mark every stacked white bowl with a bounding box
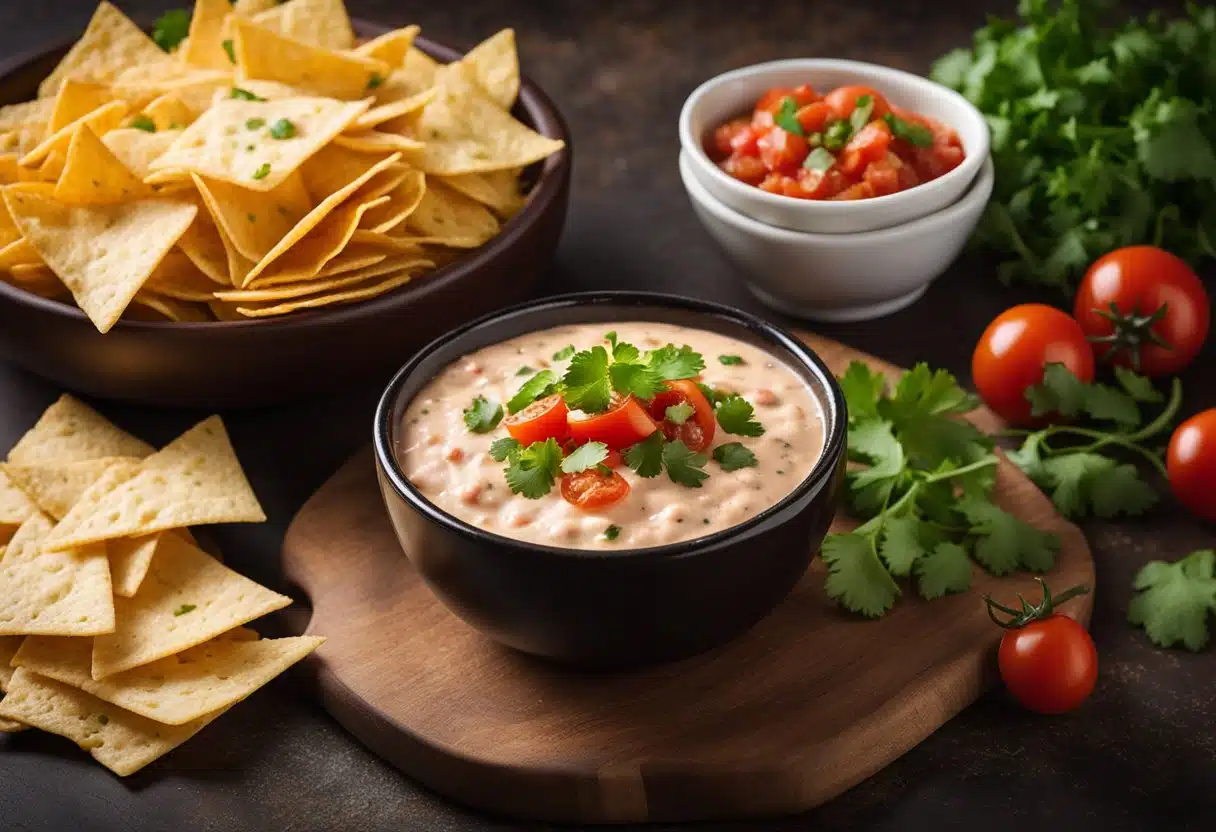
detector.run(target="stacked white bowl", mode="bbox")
[679,59,993,322]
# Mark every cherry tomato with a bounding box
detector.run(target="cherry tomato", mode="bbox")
[998,615,1097,714]
[502,394,568,445]
[560,469,631,511]
[1166,409,1216,522]
[567,396,658,450]
[972,304,1095,425]
[756,127,809,173]
[823,85,891,121]
[839,119,892,176]
[718,154,767,185]
[1074,246,1209,377]
[646,379,716,452]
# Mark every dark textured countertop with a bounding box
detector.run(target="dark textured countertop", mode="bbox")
[1,1,1213,830]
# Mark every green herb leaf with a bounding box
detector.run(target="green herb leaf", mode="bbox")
[152,9,191,52]
[1026,363,1140,427]
[646,344,705,381]
[130,115,156,133]
[959,497,1059,575]
[560,441,609,474]
[251,163,271,180]
[1128,550,1216,651]
[504,438,563,499]
[884,112,934,147]
[173,603,197,616]
[664,401,694,425]
[231,87,267,102]
[822,532,901,618]
[848,94,875,134]
[269,118,297,140]
[879,513,927,577]
[803,146,836,171]
[367,72,384,90]
[661,439,709,488]
[552,344,576,361]
[712,442,757,471]
[245,117,266,130]
[515,366,533,376]
[222,39,236,64]
[774,97,805,136]
[715,395,764,437]
[507,369,557,414]
[822,118,852,151]
[1114,366,1164,403]
[462,396,502,433]
[608,362,664,400]
[561,347,612,412]
[838,361,888,425]
[603,525,622,541]
[489,437,520,462]
[915,542,974,600]
[620,431,661,478]
[717,354,744,366]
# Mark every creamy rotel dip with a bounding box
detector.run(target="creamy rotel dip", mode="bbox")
[399,322,825,550]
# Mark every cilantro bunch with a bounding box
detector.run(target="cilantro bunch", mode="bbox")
[1129,550,1216,651]
[1005,364,1182,518]
[932,0,1216,290]
[824,362,1060,618]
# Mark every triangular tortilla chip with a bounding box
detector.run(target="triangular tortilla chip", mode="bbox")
[108,533,170,598]
[438,169,524,217]
[357,170,427,233]
[0,124,50,158]
[6,394,153,466]
[102,127,181,179]
[39,2,170,98]
[233,18,387,101]
[19,99,129,169]
[244,245,386,288]
[232,266,417,317]
[3,188,197,333]
[241,193,387,284]
[47,79,116,135]
[0,238,40,270]
[0,668,222,776]
[251,0,356,50]
[460,29,520,110]
[0,470,38,532]
[15,632,323,725]
[354,25,420,67]
[0,636,20,690]
[42,416,266,552]
[192,171,311,262]
[350,88,435,132]
[91,534,290,678]
[54,124,152,205]
[333,131,423,153]
[149,95,370,191]
[176,208,232,285]
[0,99,53,133]
[144,251,223,300]
[128,293,211,322]
[142,94,195,131]
[0,514,114,637]
[181,0,236,70]
[234,0,277,14]
[221,254,429,302]
[404,180,500,244]
[0,457,139,520]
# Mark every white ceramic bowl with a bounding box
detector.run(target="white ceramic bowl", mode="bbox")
[680,150,994,322]
[679,59,989,234]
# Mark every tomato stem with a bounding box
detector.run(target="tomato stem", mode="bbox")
[983,578,1091,630]
[1087,301,1172,370]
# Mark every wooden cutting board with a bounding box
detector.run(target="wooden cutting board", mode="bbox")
[280,332,1094,824]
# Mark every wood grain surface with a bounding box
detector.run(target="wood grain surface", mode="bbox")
[280,332,1095,824]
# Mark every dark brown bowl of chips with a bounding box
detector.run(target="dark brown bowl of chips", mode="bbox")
[0,18,571,408]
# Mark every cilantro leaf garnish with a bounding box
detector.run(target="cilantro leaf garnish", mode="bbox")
[823,532,901,619]
[552,344,576,361]
[251,163,271,180]
[839,361,888,424]
[774,97,805,136]
[507,369,557,414]
[152,9,191,52]
[822,118,852,151]
[462,396,502,433]
[504,438,563,499]
[560,442,609,474]
[623,431,664,478]
[646,344,705,381]
[231,87,267,102]
[1026,363,1139,427]
[222,39,236,64]
[489,437,520,462]
[611,340,640,364]
[603,525,622,541]
[561,347,612,412]
[245,118,266,130]
[173,603,197,616]
[883,112,933,147]
[664,401,694,425]
[1114,366,1164,403]
[848,94,875,135]
[515,366,533,376]
[367,72,384,90]
[715,395,764,437]
[608,362,664,400]
[718,354,744,365]
[712,442,757,471]
[915,542,974,600]
[1128,550,1216,651]
[130,115,156,133]
[878,513,927,577]
[803,147,836,171]
[958,497,1059,575]
[269,118,297,140]
[660,440,709,488]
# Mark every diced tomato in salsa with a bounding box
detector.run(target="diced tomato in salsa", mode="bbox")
[706,82,964,201]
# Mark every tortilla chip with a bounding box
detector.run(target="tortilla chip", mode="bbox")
[233,19,388,101]
[209,79,310,106]
[351,88,436,132]
[112,65,234,117]
[39,2,169,98]
[298,143,390,199]
[149,95,370,191]
[0,237,41,270]
[251,0,356,50]
[239,193,386,284]
[0,457,139,521]
[192,171,310,263]
[0,514,114,637]
[91,534,290,679]
[142,94,195,131]
[224,254,429,302]
[350,227,482,250]
[42,415,266,553]
[243,245,385,288]
[404,181,500,244]
[461,29,519,110]
[0,668,221,776]
[234,0,278,14]
[108,533,164,597]
[129,293,212,323]
[438,169,524,218]
[0,99,53,133]
[235,266,417,317]
[176,209,231,285]
[333,130,424,153]
[181,0,236,71]
[47,79,116,135]
[6,394,153,467]
[354,25,420,67]
[244,151,401,283]
[15,632,323,725]
[3,188,197,333]
[101,128,180,179]
[19,99,130,170]
[404,63,562,174]
[54,124,152,205]
[0,124,50,158]
[144,252,223,300]
[0,636,20,691]
[357,170,427,233]
[0,470,37,533]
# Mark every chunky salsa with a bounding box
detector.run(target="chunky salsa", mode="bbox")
[707,84,965,200]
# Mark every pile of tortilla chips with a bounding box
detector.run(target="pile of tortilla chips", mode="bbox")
[0,394,323,775]
[0,0,563,332]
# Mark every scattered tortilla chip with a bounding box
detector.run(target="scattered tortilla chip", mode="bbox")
[3,188,197,333]
[218,254,429,302]
[6,394,153,467]
[0,470,38,533]
[149,96,370,191]
[181,0,235,70]
[439,169,524,217]
[404,63,562,174]
[91,533,290,678]
[19,99,130,170]
[0,514,114,637]
[235,266,416,317]
[354,25,420,67]
[0,457,138,521]
[251,0,356,50]
[142,94,196,131]
[0,99,53,134]
[42,416,266,553]
[192,171,310,263]
[233,18,388,101]
[176,209,232,285]
[0,668,221,776]
[102,128,181,179]
[404,181,500,244]
[0,636,20,691]
[128,293,212,323]
[351,88,436,132]
[55,124,152,205]
[48,80,116,135]
[15,632,323,725]
[461,29,520,110]
[39,2,169,98]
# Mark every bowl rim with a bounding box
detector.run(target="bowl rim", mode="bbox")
[0,21,572,332]
[678,57,990,217]
[373,290,848,562]
[682,151,995,244]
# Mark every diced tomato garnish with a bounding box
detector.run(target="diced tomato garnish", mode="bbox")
[560,469,631,511]
[863,158,901,196]
[896,162,921,190]
[757,127,810,173]
[824,85,891,121]
[839,119,892,176]
[709,117,752,159]
[832,181,876,200]
[503,394,568,445]
[795,166,850,200]
[729,125,760,156]
[567,396,658,450]
[911,143,965,181]
[646,379,716,452]
[795,101,831,135]
[719,154,767,185]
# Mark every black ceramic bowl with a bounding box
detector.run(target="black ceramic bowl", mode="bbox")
[374,292,847,668]
[0,22,571,408]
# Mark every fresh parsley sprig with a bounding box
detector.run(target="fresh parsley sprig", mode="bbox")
[1129,549,1216,652]
[462,396,502,433]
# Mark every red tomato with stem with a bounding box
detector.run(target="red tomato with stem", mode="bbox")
[646,379,716,452]
[1166,409,1216,522]
[567,397,658,449]
[823,85,891,120]
[502,394,568,445]
[756,127,809,174]
[972,304,1095,425]
[986,580,1096,715]
[560,469,631,511]
[1073,246,1210,377]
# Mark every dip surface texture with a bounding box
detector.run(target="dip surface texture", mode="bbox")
[399,322,824,550]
